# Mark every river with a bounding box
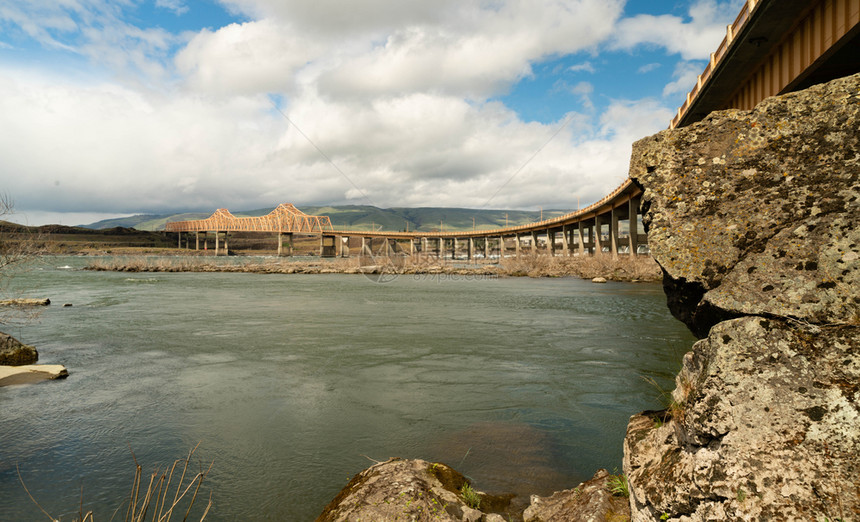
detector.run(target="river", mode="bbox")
[0,256,695,520]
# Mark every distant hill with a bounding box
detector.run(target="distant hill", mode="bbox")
[84,206,569,232]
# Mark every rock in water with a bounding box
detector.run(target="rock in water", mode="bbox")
[0,364,69,386]
[630,73,859,339]
[0,331,38,365]
[0,298,51,306]
[316,458,501,522]
[626,73,860,520]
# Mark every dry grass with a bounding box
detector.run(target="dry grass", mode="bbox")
[498,253,661,281]
[18,444,212,522]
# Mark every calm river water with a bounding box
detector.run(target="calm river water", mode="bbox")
[0,256,695,520]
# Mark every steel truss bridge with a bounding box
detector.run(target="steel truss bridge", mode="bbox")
[165,0,859,259]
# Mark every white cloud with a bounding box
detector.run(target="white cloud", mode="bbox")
[568,61,596,74]
[0,0,693,224]
[663,61,702,97]
[176,20,320,96]
[637,62,661,74]
[611,0,744,60]
[156,0,190,16]
[177,0,624,99]
[571,81,594,110]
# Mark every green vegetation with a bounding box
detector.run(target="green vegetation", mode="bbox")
[460,482,481,509]
[606,473,629,498]
[642,376,688,425]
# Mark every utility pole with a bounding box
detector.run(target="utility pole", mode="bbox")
[472,217,475,231]
[505,213,508,227]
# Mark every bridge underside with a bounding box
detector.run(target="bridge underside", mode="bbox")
[169,182,648,259]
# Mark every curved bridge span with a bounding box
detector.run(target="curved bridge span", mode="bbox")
[165,179,644,259]
[165,0,858,258]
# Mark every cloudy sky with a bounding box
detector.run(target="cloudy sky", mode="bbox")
[0,0,743,226]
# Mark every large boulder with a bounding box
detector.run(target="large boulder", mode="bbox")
[624,317,858,520]
[630,73,859,338]
[523,468,630,522]
[0,331,38,365]
[315,458,512,522]
[625,73,860,521]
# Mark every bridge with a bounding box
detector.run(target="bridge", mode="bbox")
[164,0,859,259]
[165,178,643,258]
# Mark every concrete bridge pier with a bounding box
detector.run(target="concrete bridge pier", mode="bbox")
[547,229,556,256]
[320,235,342,257]
[611,208,619,258]
[277,232,294,257]
[468,238,474,262]
[577,222,587,255]
[561,225,570,256]
[213,232,228,256]
[484,238,490,261]
[594,215,604,256]
[629,197,640,255]
[195,232,199,250]
[515,233,521,257]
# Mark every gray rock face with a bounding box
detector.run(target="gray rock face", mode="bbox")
[625,73,860,521]
[630,73,860,338]
[315,458,511,522]
[523,469,630,522]
[624,317,859,521]
[0,331,38,365]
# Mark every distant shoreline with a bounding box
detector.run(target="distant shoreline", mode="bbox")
[81,253,662,282]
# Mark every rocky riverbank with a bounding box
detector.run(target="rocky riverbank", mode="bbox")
[83,254,661,282]
[622,71,859,521]
[316,73,859,521]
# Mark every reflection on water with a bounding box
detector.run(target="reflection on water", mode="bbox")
[0,256,694,520]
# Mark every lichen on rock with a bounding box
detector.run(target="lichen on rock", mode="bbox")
[315,458,512,522]
[630,73,860,338]
[625,72,860,521]
[624,317,859,521]
[523,468,630,522]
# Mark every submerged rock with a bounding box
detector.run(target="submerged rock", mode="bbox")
[630,73,860,338]
[0,331,38,365]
